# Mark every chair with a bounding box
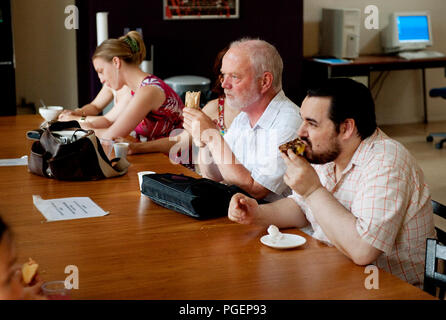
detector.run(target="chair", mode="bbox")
[164,75,211,108]
[423,238,446,299]
[426,87,446,149]
[431,200,446,245]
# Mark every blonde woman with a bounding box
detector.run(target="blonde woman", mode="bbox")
[65,31,184,142]
[115,47,240,159]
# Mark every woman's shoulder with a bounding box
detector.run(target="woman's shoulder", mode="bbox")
[140,74,164,87]
[137,75,167,96]
[139,75,180,100]
[202,98,219,120]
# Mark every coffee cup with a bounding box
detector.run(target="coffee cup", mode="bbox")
[113,142,129,159]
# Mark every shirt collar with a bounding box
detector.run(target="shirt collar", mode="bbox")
[314,129,381,180]
[251,90,286,130]
[342,128,381,174]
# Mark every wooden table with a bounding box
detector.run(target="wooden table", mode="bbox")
[0,115,435,300]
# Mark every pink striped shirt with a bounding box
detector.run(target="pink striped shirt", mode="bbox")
[290,129,435,287]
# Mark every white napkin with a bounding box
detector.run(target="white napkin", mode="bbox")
[0,155,28,167]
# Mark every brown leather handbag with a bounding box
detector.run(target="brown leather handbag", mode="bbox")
[28,121,129,180]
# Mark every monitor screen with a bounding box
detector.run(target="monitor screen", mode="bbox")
[397,15,430,42]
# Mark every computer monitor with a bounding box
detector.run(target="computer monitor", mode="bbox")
[381,11,433,53]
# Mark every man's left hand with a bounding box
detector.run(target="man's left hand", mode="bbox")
[281,150,323,199]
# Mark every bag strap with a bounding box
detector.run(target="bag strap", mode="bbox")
[70,128,89,141]
[88,135,129,177]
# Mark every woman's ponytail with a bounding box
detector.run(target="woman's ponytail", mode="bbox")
[93,31,146,65]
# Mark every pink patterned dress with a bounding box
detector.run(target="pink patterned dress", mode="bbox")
[133,75,184,140]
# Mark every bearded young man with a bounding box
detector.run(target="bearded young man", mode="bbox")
[183,38,302,202]
[228,78,436,288]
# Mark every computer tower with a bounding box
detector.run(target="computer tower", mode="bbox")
[320,8,361,59]
[0,0,16,116]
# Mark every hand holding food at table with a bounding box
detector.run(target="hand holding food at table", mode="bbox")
[0,217,47,300]
[20,258,46,299]
[183,93,220,148]
[280,143,323,200]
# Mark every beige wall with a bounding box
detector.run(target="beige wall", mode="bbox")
[11,0,78,109]
[9,1,446,124]
[304,0,446,124]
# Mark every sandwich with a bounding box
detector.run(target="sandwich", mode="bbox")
[22,258,39,285]
[279,137,306,156]
[185,91,201,109]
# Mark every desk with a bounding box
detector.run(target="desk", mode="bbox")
[0,115,435,299]
[303,55,446,123]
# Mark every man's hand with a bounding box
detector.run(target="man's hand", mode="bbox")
[228,193,259,225]
[183,107,218,147]
[281,149,323,199]
[23,273,47,300]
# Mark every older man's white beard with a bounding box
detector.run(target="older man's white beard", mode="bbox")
[225,90,262,111]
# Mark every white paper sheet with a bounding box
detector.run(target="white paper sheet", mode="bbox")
[33,195,109,222]
[0,156,28,167]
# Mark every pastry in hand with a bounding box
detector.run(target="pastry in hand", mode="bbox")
[185,91,201,109]
[22,258,39,285]
[279,137,306,155]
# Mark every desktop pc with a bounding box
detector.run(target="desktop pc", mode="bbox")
[319,8,361,59]
[381,11,445,59]
[307,9,446,124]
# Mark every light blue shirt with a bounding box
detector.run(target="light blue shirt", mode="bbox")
[224,90,302,202]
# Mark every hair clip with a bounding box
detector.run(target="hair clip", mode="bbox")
[124,36,140,54]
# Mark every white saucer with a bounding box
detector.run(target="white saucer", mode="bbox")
[260,233,306,249]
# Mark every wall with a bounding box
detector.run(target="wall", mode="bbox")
[304,0,446,125]
[76,0,303,106]
[11,0,78,109]
[11,0,446,125]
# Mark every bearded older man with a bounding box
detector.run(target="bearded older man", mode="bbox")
[183,38,302,202]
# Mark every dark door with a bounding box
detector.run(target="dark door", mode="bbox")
[0,0,16,116]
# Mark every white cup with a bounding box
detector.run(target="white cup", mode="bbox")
[113,142,129,159]
[39,106,64,122]
[138,171,156,191]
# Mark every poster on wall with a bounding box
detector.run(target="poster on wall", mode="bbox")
[163,0,239,20]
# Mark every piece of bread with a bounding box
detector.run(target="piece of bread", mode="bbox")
[185,91,201,109]
[279,138,306,155]
[22,258,39,284]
